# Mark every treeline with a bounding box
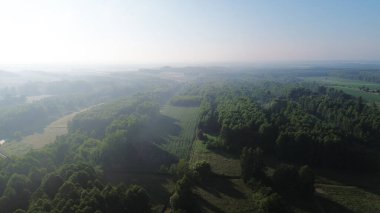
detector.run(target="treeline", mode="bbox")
[0,94,178,212]
[0,96,85,140]
[240,147,315,212]
[169,96,201,107]
[329,69,380,83]
[69,95,177,172]
[0,133,152,213]
[197,83,380,171]
[0,75,177,140]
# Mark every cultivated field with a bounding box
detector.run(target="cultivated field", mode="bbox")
[159,105,200,159]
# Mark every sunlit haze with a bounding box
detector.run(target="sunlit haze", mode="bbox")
[0,0,379,65]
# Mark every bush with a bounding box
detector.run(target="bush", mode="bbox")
[298,165,315,198]
[259,193,287,213]
[271,164,298,195]
[192,161,212,182]
[241,147,265,182]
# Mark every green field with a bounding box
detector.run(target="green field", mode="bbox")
[159,105,256,212]
[159,105,200,159]
[313,168,380,212]
[194,178,255,213]
[303,76,380,103]
[189,140,254,212]
[188,133,256,212]
[106,104,201,211]
[316,184,380,213]
[190,140,241,177]
[0,111,80,156]
[304,76,380,89]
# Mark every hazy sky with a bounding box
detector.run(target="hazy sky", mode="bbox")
[0,0,379,65]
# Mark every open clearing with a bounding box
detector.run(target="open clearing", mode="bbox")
[314,168,380,212]
[316,184,380,213]
[0,109,87,156]
[105,104,200,212]
[159,105,200,159]
[189,137,253,212]
[158,105,255,212]
[189,140,241,177]
[303,76,380,103]
[194,178,255,213]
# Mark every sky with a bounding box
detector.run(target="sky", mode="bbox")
[0,0,379,65]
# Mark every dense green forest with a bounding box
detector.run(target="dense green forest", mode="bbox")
[0,67,380,212]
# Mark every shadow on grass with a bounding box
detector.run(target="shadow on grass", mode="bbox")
[194,193,225,213]
[315,168,380,196]
[317,195,354,213]
[199,177,246,199]
[144,115,181,145]
[211,148,240,159]
[106,172,174,206]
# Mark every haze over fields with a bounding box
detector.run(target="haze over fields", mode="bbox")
[0,1,380,213]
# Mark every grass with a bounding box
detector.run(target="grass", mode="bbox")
[105,104,200,212]
[312,168,380,212]
[0,106,95,156]
[304,76,380,89]
[303,76,380,104]
[189,138,380,213]
[0,111,80,156]
[188,136,255,212]
[158,105,254,212]
[316,184,380,213]
[194,178,255,213]
[159,105,200,159]
[332,85,380,103]
[189,140,241,177]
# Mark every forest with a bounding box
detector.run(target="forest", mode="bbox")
[0,66,379,212]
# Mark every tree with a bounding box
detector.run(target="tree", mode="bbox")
[175,159,189,180]
[125,185,151,213]
[298,165,315,198]
[240,147,265,182]
[56,181,80,200]
[271,164,299,195]
[259,193,286,213]
[1,174,32,211]
[41,173,64,198]
[192,161,212,182]
[170,175,194,212]
[259,122,277,152]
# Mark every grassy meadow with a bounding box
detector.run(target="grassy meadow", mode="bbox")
[0,110,80,156]
[304,76,380,103]
[189,140,241,177]
[159,105,200,159]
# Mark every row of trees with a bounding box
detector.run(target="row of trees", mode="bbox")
[197,83,380,171]
[0,94,176,212]
[240,147,315,212]
[169,160,212,212]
